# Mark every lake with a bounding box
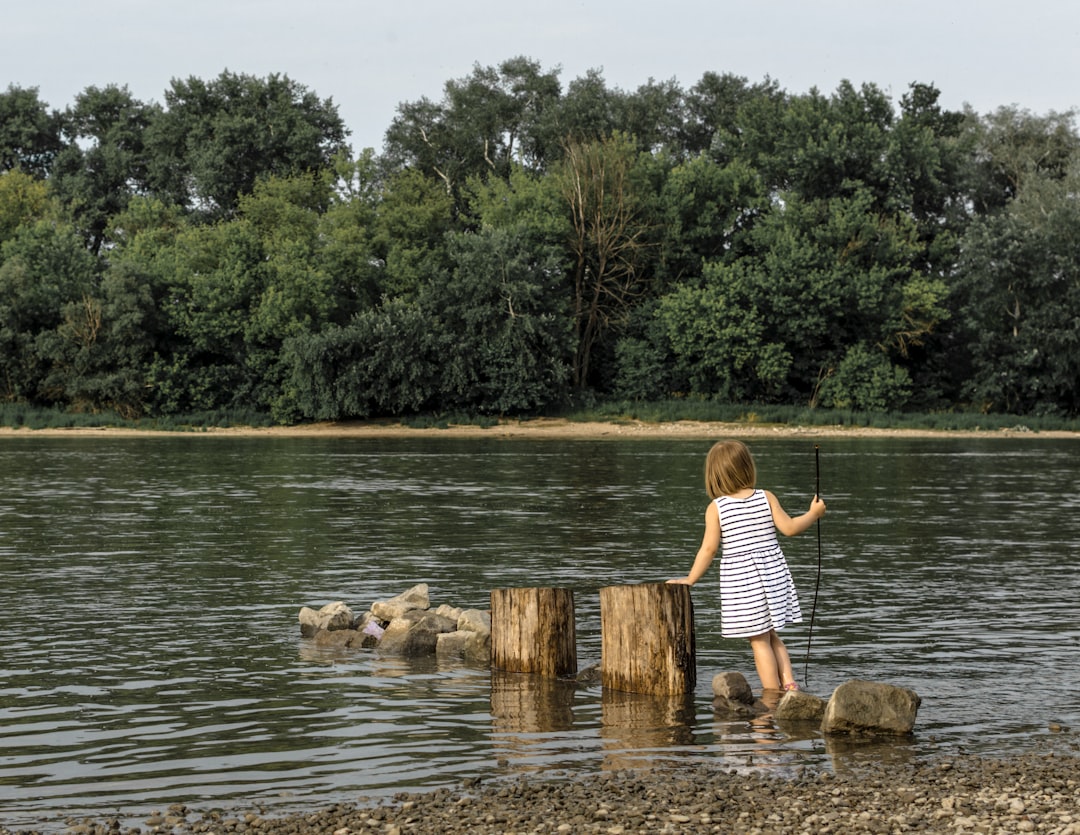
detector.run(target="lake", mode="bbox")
[1,432,1078,828]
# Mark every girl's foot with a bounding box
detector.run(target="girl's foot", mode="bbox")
[782,682,799,692]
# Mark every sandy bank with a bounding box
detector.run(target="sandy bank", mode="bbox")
[2,417,1077,441]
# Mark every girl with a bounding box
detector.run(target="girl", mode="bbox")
[668,440,826,693]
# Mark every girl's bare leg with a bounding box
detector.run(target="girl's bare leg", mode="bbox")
[771,631,796,688]
[748,632,781,690]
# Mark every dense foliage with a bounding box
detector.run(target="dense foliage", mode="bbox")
[2,62,1079,422]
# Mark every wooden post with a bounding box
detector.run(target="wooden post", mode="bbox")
[490,587,577,678]
[600,582,695,695]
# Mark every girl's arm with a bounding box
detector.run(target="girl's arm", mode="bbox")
[766,490,826,536]
[668,502,720,585]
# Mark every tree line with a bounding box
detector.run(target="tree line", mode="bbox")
[2,59,1078,422]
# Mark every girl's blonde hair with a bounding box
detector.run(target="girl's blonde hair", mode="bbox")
[704,440,757,499]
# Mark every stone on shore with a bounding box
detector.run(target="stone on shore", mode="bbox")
[821,678,921,735]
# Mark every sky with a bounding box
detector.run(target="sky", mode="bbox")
[4,0,1078,154]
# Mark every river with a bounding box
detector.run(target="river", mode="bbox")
[1,434,1077,828]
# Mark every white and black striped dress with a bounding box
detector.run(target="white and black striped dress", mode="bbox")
[715,489,802,638]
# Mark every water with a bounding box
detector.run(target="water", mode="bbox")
[1,434,1078,828]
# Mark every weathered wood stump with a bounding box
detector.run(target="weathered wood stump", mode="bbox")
[600,583,696,695]
[490,587,577,678]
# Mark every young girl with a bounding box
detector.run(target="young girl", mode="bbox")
[668,440,826,693]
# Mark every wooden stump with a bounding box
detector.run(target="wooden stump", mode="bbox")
[490,587,577,678]
[600,583,695,695]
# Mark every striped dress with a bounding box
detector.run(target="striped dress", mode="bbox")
[715,489,802,638]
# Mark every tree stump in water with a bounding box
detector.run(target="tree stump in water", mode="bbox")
[490,587,577,678]
[600,583,696,695]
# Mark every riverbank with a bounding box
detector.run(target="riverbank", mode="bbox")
[2,417,1078,441]
[7,752,1078,834]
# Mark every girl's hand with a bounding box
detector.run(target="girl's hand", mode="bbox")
[810,495,827,518]
[667,577,693,585]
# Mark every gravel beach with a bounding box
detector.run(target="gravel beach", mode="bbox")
[6,752,1079,835]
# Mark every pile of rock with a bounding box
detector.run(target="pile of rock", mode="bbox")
[298,583,491,664]
[712,671,921,736]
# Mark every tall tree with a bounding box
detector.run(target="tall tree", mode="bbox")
[556,133,653,388]
[0,85,62,177]
[383,56,562,199]
[0,220,98,403]
[51,85,158,253]
[144,71,348,218]
[963,104,1080,214]
[954,161,1080,415]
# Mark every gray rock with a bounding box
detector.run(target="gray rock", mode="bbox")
[313,627,364,648]
[436,629,491,662]
[712,695,770,718]
[712,671,755,704]
[433,603,463,620]
[774,689,827,721]
[821,679,921,735]
[371,583,430,621]
[298,602,354,637]
[457,608,491,634]
[378,610,457,657]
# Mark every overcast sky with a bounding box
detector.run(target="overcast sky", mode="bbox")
[5,0,1078,153]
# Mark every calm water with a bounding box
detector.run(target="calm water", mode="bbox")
[1,433,1079,828]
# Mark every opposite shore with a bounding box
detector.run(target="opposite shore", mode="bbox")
[2,417,1079,441]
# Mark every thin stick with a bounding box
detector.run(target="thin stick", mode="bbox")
[803,444,822,685]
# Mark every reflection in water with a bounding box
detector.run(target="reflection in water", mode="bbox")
[600,689,699,770]
[490,671,577,734]
[822,732,922,773]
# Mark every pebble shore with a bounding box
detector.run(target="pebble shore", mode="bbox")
[5,752,1079,835]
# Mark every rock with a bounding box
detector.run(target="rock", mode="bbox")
[712,695,770,719]
[434,603,463,620]
[378,610,458,656]
[712,671,755,704]
[298,602,354,637]
[821,679,921,735]
[371,583,431,621]
[436,629,490,662]
[457,608,491,633]
[774,689,827,721]
[313,628,364,648]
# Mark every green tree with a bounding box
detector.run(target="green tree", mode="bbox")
[0,169,55,243]
[144,71,348,218]
[954,162,1080,415]
[964,105,1080,214]
[427,226,571,412]
[0,85,62,177]
[0,220,98,402]
[51,84,158,253]
[35,260,161,417]
[384,56,563,200]
[683,72,783,156]
[371,167,454,299]
[616,78,686,154]
[655,187,947,407]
